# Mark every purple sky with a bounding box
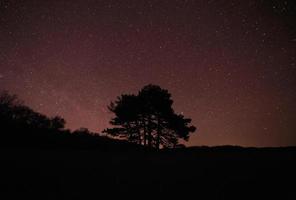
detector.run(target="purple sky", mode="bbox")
[1,0,295,146]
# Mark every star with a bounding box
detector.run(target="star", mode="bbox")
[0,0,295,147]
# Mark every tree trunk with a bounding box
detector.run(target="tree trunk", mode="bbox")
[142,118,147,146]
[136,120,141,145]
[156,118,161,149]
[126,122,132,142]
[147,116,152,148]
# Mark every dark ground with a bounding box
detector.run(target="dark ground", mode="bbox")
[1,146,295,200]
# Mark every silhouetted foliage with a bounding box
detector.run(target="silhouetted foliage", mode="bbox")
[0,90,147,150]
[50,116,66,130]
[103,85,196,149]
[0,91,65,132]
[73,127,91,136]
[0,92,295,199]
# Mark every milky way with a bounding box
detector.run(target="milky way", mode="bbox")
[0,0,295,146]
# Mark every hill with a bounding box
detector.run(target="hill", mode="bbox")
[1,91,295,199]
[1,145,295,199]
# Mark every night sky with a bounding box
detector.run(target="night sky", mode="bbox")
[0,0,295,147]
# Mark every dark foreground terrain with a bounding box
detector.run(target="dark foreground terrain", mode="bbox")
[2,91,294,199]
[1,146,295,200]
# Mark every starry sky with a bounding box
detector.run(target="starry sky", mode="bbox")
[0,0,295,147]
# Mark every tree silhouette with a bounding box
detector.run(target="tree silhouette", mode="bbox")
[1,90,148,150]
[103,85,196,149]
[0,90,66,133]
[49,116,66,130]
[106,94,142,143]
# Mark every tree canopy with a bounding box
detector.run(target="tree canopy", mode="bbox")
[103,85,196,149]
[0,90,149,150]
[0,90,65,132]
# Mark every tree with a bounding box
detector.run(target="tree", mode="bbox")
[107,94,142,143]
[0,90,66,131]
[103,85,196,149]
[73,127,91,136]
[0,90,22,121]
[49,116,66,130]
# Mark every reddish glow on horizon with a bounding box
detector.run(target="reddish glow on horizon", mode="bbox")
[0,0,295,147]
